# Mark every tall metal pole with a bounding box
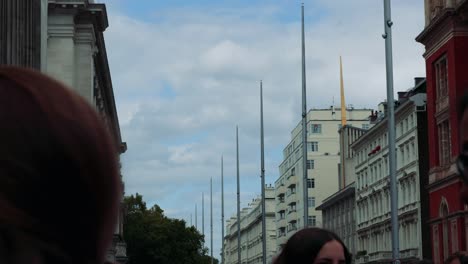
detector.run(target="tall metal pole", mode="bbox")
[236,126,241,264]
[202,192,205,246]
[191,214,193,226]
[382,0,399,263]
[195,204,198,230]
[221,156,225,264]
[210,178,213,264]
[260,81,267,264]
[301,3,309,228]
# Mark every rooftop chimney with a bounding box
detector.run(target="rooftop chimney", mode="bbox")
[414,77,425,86]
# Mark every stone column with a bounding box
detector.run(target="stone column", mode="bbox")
[46,14,76,88]
[0,0,41,68]
[74,23,96,103]
[40,0,48,71]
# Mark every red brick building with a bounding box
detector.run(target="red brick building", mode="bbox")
[416,1,468,263]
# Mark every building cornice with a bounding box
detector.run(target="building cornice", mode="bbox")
[427,168,460,191]
[351,100,415,150]
[416,1,468,58]
[427,210,468,224]
[93,21,124,150]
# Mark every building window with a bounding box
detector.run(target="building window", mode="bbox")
[362,124,370,130]
[307,160,315,170]
[308,141,319,152]
[440,200,449,260]
[406,144,410,163]
[435,56,448,99]
[438,120,451,166]
[308,197,315,207]
[278,195,285,203]
[290,167,295,176]
[398,147,404,168]
[308,215,316,226]
[307,178,315,188]
[452,220,459,252]
[310,124,322,134]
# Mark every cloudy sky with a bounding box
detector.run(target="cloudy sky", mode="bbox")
[102,0,426,259]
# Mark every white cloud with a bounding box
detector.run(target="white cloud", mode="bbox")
[104,0,425,259]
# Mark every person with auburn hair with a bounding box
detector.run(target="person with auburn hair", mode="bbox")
[444,252,468,264]
[0,66,121,264]
[273,227,352,264]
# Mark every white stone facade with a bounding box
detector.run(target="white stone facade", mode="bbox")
[45,2,128,263]
[317,125,368,259]
[319,185,356,255]
[353,100,425,263]
[275,107,372,250]
[224,186,277,264]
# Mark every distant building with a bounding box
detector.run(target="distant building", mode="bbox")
[274,107,372,250]
[317,125,367,259]
[416,1,468,263]
[224,186,277,264]
[352,79,430,263]
[0,1,128,263]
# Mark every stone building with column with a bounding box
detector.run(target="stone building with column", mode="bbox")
[0,1,128,263]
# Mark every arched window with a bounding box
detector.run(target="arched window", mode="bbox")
[439,198,449,260]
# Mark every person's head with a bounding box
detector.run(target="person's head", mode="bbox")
[0,67,121,264]
[457,92,468,204]
[445,252,468,264]
[273,228,352,264]
[411,259,434,264]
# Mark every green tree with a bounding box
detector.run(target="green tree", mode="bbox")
[124,193,218,264]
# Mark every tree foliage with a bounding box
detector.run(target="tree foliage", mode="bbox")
[124,193,219,264]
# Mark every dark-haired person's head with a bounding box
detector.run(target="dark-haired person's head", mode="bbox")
[411,259,434,264]
[0,67,121,264]
[445,251,468,264]
[273,228,352,264]
[457,92,468,205]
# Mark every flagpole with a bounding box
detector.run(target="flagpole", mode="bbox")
[382,0,399,263]
[210,178,213,264]
[221,156,225,264]
[202,192,205,246]
[260,80,267,264]
[339,56,347,127]
[236,126,241,264]
[301,3,309,228]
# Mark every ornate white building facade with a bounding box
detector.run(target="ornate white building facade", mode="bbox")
[353,80,430,263]
[224,186,277,264]
[275,107,372,250]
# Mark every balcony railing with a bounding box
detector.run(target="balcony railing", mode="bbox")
[400,248,419,259]
[368,251,392,262]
